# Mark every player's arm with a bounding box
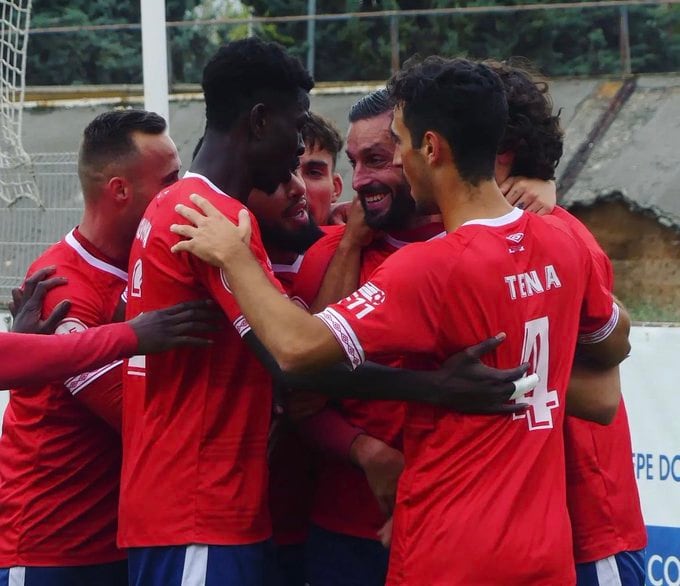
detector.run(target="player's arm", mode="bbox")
[309,196,374,312]
[575,300,631,370]
[174,195,531,410]
[245,330,528,412]
[2,301,216,391]
[566,362,622,424]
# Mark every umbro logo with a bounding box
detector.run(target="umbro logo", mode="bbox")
[506,232,524,243]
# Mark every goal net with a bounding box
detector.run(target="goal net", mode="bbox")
[0,0,40,206]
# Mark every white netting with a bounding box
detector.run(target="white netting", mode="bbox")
[0,0,40,206]
[0,151,81,304]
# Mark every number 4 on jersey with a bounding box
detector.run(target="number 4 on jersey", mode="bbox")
[513,316,559,430]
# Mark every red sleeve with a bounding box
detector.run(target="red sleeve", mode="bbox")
[315,243,444,369]
[573,233,618,344]
[188,209,284,337]
[0,322,136,389]
[297,407,365,461]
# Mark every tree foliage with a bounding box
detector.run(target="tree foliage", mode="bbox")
[24,0,680,85]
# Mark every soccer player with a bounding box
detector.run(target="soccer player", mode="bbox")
[299,112,344,225]
[0,109,180,586]
[171,56,631,584]
[286,89,442,586]
[119,38,314,585]
[490,60,646,585]
[247,170,324,586]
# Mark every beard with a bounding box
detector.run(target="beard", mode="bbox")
[359,181,416,231]
[261,216,324,255]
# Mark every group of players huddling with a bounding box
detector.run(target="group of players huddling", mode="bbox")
[0,38,647,586]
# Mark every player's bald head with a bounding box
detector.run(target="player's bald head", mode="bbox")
[78,110,168,199]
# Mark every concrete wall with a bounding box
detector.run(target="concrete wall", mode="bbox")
[571,201,680,322]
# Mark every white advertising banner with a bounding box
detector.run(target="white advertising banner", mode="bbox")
[623,325,680,586]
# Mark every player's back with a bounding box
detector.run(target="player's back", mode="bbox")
[0,232,125,566]
[381,209,615,585]
[120,175,273,548]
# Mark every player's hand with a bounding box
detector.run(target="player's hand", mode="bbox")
[342,196,377,248]
[429,333,532,414]
[377,516,393,549]
[10,266,71,334]
[171,194,251,267]
[350,434,404,518]
[328,200,351,225]
[129,300,222,354]
[500,177,556,215]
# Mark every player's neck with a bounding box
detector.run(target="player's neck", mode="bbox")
[437,178,514,232]
[78,210,131,268]
[190,131,252,203]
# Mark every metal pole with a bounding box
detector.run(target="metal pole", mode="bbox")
[307,0,316,77]
[141,0,170,128]
[390,13,399,74]
[619,5,632,77]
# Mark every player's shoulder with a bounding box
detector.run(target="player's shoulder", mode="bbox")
[547,206,603,252]
[26,238,115,323]
[153,175,247,220]
[301,224,346,266]
[374,236,450,278]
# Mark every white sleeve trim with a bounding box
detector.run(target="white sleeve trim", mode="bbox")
[315,307,365,370]
[233,315,252,338]
[64,359,124,395]
[578,302,620,345]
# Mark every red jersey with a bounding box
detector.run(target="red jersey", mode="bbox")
[120,173,282,547]
[0,228,127,566]
[294,224,445,540]
[317,208,618,585]
[0,322,136,390]
[269,255,316,546]
[553,207,646,563]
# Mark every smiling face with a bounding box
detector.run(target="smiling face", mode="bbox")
[346,111,414,230]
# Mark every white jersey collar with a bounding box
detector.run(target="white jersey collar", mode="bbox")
[461,207,524,228]
[64,230,128,281]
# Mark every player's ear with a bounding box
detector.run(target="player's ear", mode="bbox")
[249,103,267,140]
[107,176,129,203]
[331,172,343,203]
[423,131,441,165]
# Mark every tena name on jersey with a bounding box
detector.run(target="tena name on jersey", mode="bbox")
[504,265,562,300]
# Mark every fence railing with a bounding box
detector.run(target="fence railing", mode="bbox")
[24,0,680,84]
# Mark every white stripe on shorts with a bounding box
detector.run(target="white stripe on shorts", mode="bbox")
[8,567,25,586]
[595,555,623,586]
[181,545,208,586]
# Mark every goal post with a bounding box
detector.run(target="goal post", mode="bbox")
[141,0,170,128]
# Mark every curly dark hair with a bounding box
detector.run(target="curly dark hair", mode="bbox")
[301,112,344,169]
[486,60,563,180]
[202,37,314,132]
[387,56,508,185]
